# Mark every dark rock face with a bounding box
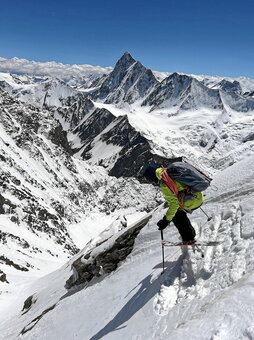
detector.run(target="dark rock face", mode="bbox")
[74,108,115,148]
[55,95,95,129]
[65,215,152,289]
[104,116,181,178]
[0,194,16,214]
[0,270,8,283]
[218,80,242,93]
[49,122,72,154]
[142,73,192,109]
[72,109,180,178]
[243,133,254,143]
[0,255,29,272]
[22,295,36,314]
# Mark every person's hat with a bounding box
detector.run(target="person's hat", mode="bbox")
[143,164,160,183]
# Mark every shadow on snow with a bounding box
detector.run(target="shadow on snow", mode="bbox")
[90,255,184,340]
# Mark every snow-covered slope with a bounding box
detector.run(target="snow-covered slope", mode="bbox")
[1,156,254,339]
[0,87,159,293]
[0,52,254,340]
[0,72,78,108]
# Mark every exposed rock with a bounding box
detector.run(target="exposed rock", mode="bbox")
[0,270,8,283]
[55,95,95,129]
[65,215,152,288]
[243,133,254,143]
[75,111,181,178]
[48,122,72,153]
[142,73,223,112]
[217,79,242,93]
[73,108,115,150]
[20,304,56,335]
[0,193,16,214]
[22,295,36,314]
[94,52,136,100]
[0,255,29,272]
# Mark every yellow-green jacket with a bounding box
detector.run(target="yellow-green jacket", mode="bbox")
[155,168,204,221]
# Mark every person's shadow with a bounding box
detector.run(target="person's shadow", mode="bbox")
[90,254,184,340]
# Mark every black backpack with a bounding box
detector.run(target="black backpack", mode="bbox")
[166,162,212,193]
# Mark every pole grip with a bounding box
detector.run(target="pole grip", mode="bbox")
[160,229,164,241]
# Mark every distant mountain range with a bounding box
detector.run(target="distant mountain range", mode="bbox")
[0,56,112,83]
[1,52,254,179]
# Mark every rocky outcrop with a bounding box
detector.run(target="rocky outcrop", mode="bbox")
[22,295,36,314]
[73,108,115,149]
[0,255,29,272]
[0,193,16,214]
[93,52,137,100]
[104,116,182,178]
[48,122,72,154]
[0,269,8,283]
[65,214,152,288]
[243,133,254,143]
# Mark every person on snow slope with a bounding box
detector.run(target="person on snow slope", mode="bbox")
[143,164,204,245]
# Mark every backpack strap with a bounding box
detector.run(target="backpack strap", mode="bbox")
[161,168,179,197]
[162,168,186,210]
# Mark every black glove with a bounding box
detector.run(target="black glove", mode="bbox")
[157,216,169,230]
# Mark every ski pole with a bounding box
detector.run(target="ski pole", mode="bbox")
[200,207,212,221]
[160,230,165,274]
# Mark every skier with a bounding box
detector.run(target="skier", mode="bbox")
[143,164,204,245]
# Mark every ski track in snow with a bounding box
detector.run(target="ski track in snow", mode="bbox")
[151,169,254,339]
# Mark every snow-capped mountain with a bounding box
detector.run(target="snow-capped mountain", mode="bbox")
[91,52,157,104]
[0,52,254,339]
[142,72,224,112]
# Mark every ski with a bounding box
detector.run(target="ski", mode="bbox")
[161,241,221,247]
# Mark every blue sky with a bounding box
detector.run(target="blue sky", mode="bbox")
[1,0,254,78]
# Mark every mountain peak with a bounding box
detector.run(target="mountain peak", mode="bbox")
[121,51,135,61]
[114,52,136,72]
